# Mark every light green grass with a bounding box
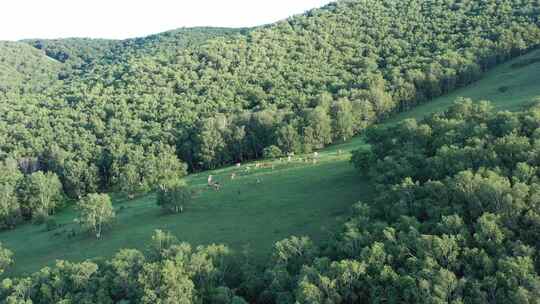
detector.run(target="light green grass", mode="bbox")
[386,49,540,124]
[2,49,540,276]
[2,149,372,276]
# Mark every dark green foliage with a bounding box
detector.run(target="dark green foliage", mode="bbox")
[0,230,243,303]
[23,27,244,76]
[7,99,540,303]
[341,100,540,303]
[263,145,283,159]
[304,106,333,150]
[276,123,302,154]
[0,42,61,93]
[156,180,192,214]
[1,0,540,302]
[111,144,188,198]
[24,38,117,68]
[0,243,12,276]
[0,159,23,229]
[18,171,63,220]
[114,27,246,58]
[1,0,539,185]
[331,99,355,142]
[350,147,375,173]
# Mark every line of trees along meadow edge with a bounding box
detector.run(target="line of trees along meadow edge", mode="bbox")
[4,98,540,302]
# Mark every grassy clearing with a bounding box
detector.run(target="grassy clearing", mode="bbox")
[2,49,540,276]
[2,143,372,276]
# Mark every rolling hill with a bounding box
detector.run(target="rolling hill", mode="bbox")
[0,42,61,93]
[386,48,540,123]
[23,27,247,70]
[1,27,244,96]
[1,0,540,302]
[3,47,540,276]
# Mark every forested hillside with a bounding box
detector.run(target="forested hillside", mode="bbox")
[4,99,540,302]
[24,27,245,73]
[0,28,244,93]
[1,0,540,302]
[110,27,247,58]
[1,0,539,212]
[0,42,61,93]
[23,38,118,76]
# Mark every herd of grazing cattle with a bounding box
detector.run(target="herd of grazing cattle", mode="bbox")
[205,150,343,191]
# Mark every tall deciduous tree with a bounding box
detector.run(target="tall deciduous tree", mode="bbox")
[331,99,355,142]
[305,107,332,150]
[19,171,63,220]
[276,124,301,154]
[138,261,196,304]
[195,118,227,169]
[0,184,21,229]
[0,159,23,229]
[108,249,146,300]
[0,243,13,276]
[157,180,192,214]
[77,193,115,239]
[113,144,186,198]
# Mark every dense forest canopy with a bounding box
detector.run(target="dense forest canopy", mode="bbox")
[0,0,538,234]
[24,38,117,66]
[0,42,61,93]
[1,0,540,302]
[4,99,540,302]
[23,27,246,74]
[1,0,538,197]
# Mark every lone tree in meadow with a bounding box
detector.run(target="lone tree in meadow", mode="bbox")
[0,242,13,276]
[77,193,115,239]
[157,180,192,214]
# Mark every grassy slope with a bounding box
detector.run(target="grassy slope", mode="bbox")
[386,49,540,124]
[2,142,371,276]
[2,50,540,276]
